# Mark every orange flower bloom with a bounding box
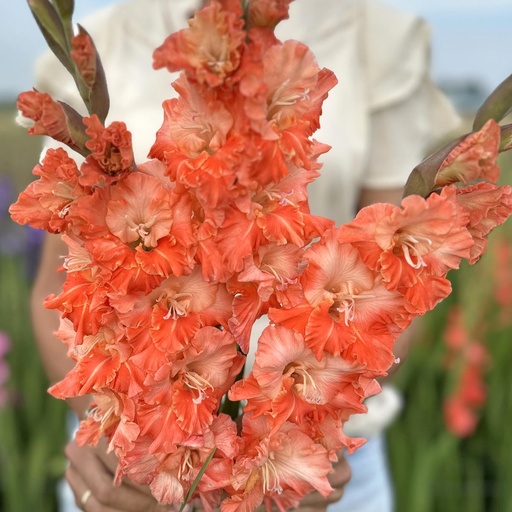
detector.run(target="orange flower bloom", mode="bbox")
[435,119,501,187]
[223,413,333,512]
[17,90,86,152]
[270,230,410,370]
[153,0,245,87]
[339,192,474,313]
[80,115,134,186]
[230,325,369,433]
[444,182,512,264]
[9,148,85,233]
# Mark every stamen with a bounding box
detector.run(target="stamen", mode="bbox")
[262,189,297,208]
[262,459,283,494]
[399,234,432,269]
[337,298,355,326]
[335,290,376,326]
[183,371,214,404]
[125,214,158,242]
[62,253,91,272]
[74,333,103,357]
[58,204,71,218]
[268,80,309,112]
[161,292,193,320]
[88,404,115,429]
[292,364,321,404]
[178,449,195,480]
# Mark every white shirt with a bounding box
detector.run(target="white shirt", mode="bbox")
[35,0,459,437]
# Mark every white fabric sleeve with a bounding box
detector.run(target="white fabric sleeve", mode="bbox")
[360,0,461,190]
[362,80,460,190]
[343,383,403,438]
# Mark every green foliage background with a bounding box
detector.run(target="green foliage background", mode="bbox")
[388,150,512,512]
[0,103,68,512]
[0,103,511,512]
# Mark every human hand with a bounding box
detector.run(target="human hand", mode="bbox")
[294,452,351,512]
[65,438,173,512]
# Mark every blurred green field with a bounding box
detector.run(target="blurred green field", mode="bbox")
[1,100,512,512]
[0,102,68,512]
[0,102,42,193]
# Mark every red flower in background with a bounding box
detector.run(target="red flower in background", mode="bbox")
[442,306,489,438]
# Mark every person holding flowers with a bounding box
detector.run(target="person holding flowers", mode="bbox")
[20,1,500,511]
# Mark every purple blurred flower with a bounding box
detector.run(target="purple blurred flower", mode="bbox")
[0,175,45,275]
[0,176,14,215]
[0,331,11,407]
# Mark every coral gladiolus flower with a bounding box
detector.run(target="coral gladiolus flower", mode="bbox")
[435,119,501,187]
[444,183,512,264]
[230,325,368,433]
[9,148,84,233]
[223,414,333,512]
[80,115,134,186]
[106,172,173,249]
[295,230,409,366]
[153,0,245,87]
[16,90,83,150]
[339,193,474,313]
[76,390,140,456]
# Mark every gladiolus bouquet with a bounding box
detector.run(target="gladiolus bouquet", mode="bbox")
[10,0,512,510]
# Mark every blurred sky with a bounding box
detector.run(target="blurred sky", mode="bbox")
[1,0,511,102]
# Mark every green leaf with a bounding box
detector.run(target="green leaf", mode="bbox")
[499,123,512,152]
[27,0,73,73]
[52,0,74,20]
[402,136,465,198]
[58,101,91,156]
[52,0,75,44]
[179,447,217,512]
[473,73,512,131]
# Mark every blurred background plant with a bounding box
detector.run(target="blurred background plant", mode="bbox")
[0,105,68,512]
[388,147,512,512]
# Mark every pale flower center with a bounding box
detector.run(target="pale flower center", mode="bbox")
[74,332,103,357]
[287,362,321,404]
[157,292,193,320]
[268,79,310,119]
[52,181,76,218]
[183,371,214,404]
[88,403,116,430]
[202,35,229,74]
[178,448,199,480]
[328,284,375,326]
[260,261,297,288]
[62,252,91,273]
[52,181,76,201]
[397,233,433,269]
[262,188,296,207]
[126,214,157,246]
[262,457,283,494]
[180,114,216,155]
